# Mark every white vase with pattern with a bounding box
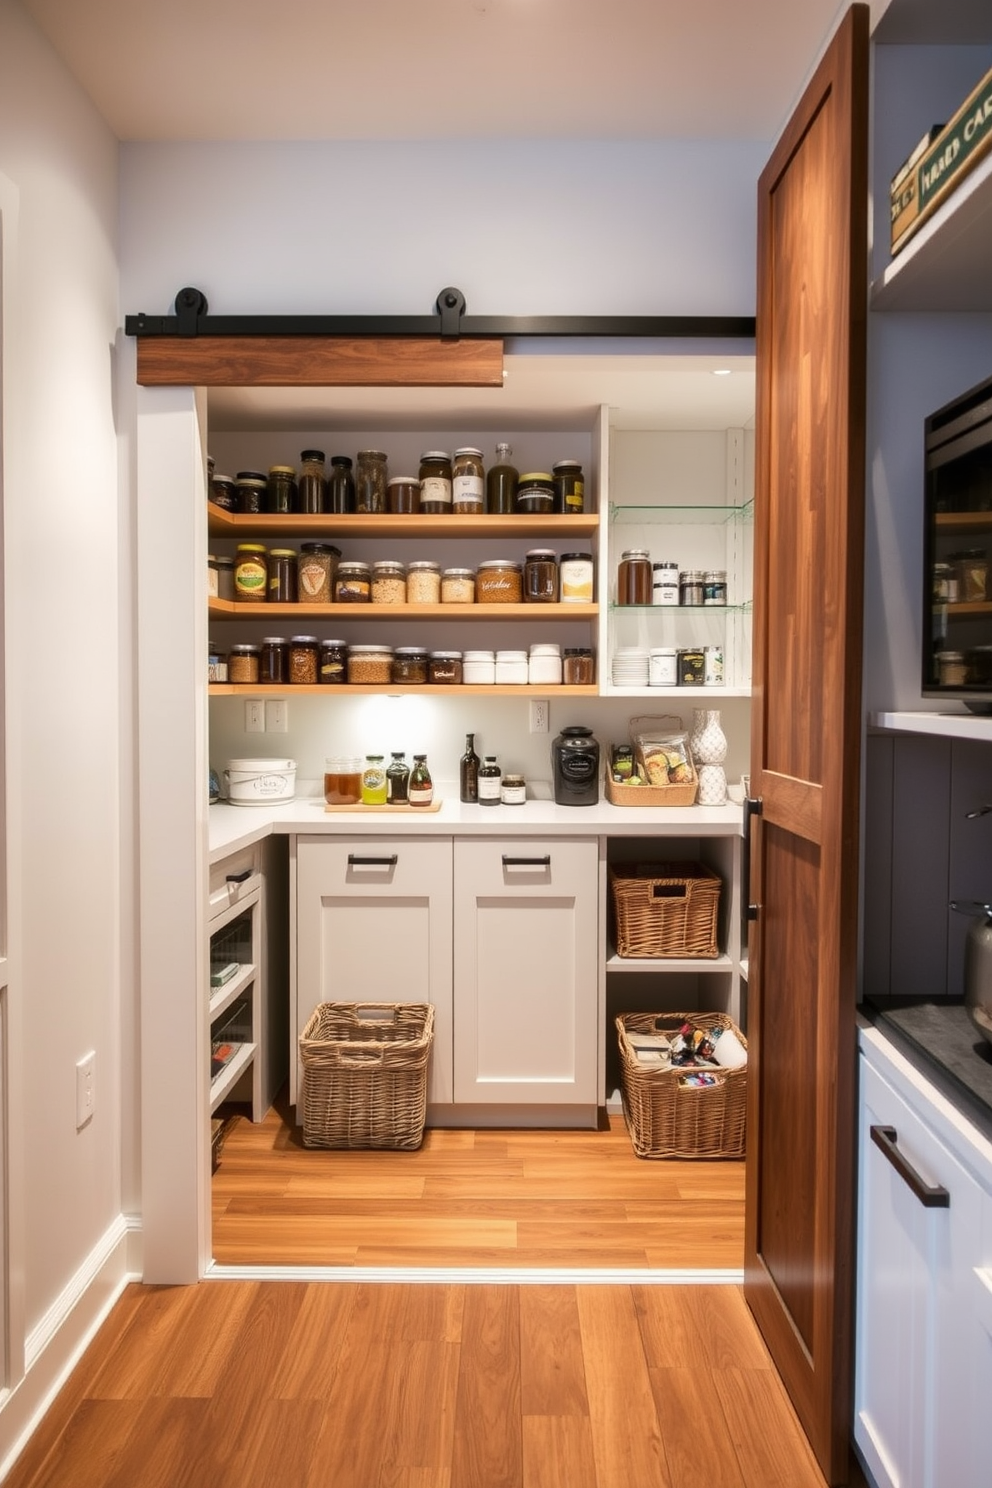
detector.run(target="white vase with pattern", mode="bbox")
[690,709,728,805]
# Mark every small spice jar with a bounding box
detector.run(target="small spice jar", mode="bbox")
[297,450,327,514]
[419,451,452,512]
[559,552,593,603]
[347,644,393,684]
[441,568,475,603]
[266,465,297,514]
[355,449,388,513]
[463,649,496,685]
[495,649,529,684]
[235,470,267,514]
[260,636,289,685]
[563,647,594,685]
[937,649,968,686]
[452,447,485,512]
[318,639,348,685]
[477,560,523,604]
[552,459,585,513]
[528,643,562,685]
[428,651,463,684]
[652,561,680,605]
[210,474,237,511]
[288,635,319,685]
[617,549,652,605]
[501,773,527,805]
[515,472,555,515]
[391,647,429,685]
[228,643,261,684]
[298,542,340,604]
[268,548,298,603]
[680,569,705,606]
[334,561,372,603]
[234,544,269,603]
[215,556,235,601]
[703,570,728,605]
[387,476,421,514]
[406,560,441,604]
[524,549,559,603]
[371,560,407,605]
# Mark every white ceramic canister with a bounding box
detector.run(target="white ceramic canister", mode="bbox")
[462,649,496,685]
[649,648,678,686]
[223,758,297,805]
[495,649,529,684]
[528,643,562,685]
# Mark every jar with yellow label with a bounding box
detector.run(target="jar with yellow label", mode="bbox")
[361,756,387,805]
[268,549,298,602]
[553,459,585,513]
[234,544,269,602]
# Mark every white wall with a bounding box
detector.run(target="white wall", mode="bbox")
[0,0,128,1443]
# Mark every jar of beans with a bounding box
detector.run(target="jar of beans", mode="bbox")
[441,567,476,603]
[347,644,393,684]
[234,544,269,603]
[371,560,407,604]
[406,560,441,604]
[228,643,261,684]
[288,635,319,685]
[476,560,523,603]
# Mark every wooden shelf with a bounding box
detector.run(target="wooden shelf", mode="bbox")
[209,682,600,697]
[207,503,600,540]
[606,951,734,974]
[208,599,598,621]
[935,512,992,534]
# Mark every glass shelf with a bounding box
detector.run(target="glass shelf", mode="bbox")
[609,601,753,614]
[609,500,754,526]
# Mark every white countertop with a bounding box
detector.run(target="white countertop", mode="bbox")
[208,792,744,862]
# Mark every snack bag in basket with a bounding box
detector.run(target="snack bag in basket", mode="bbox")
[633,724,695,786]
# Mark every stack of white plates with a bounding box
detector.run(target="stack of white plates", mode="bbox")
[611,648,650,687]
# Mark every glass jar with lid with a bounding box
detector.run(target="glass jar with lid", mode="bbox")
[703,570,728,605]
[559,552,593,602]
[408,755,434,807]
[234,543,269,602]
[228,643,261,684]
[334,561,371,603]
[297,450,327,514]
[268,549,298,602]
[266,465,297,514]
[371,560,407,604]
[563,647,595,685]
[476,559,523,604]
[406,560,441,604]
[552,459,585,513]
[515,472,555,515]
[298,542,340,603]
[260,636,289,684]
[428,651,463,684]
[318,639,348,685]
[501,774,527,805]
[680,569,705,606]
[441,567,475,603]
[391,647,429,684]
[327,455,355,514]
[214,556,235,601]
[419,451,452,513]
[387,476,420,514]
[617,549,652,605]
[210,474,237,511]
[347,644,393,684]
[235,470,267,513]
[523,549,559,603]
[355,449,388,513]
[288,635,319,685]
[361,755,388,805]
[452,448,485,513]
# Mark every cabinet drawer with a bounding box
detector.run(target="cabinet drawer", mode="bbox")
[209,845,261,919]
[454,836,598,897]
[296,835,444,896]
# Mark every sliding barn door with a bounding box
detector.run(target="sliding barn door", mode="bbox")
[745,7,869,1484]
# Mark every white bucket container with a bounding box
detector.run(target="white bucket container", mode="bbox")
[223,758,297,805]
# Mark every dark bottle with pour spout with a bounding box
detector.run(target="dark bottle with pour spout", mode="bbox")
[460,733,480,802]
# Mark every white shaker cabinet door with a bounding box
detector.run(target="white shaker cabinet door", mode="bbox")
[452,837,599,1107]
[294,836,453,1106]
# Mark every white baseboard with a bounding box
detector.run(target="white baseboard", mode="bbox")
[0,1214,140,1483]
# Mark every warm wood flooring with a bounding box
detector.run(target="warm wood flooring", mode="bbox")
[211,1098,745,1270]
[2,1279,851,1488]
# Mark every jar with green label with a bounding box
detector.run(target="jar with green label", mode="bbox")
[234,544,269,602]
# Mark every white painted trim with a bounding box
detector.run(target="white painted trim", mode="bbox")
[207,1263,745,1286]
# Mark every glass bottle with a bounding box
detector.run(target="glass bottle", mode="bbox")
[361,755,387,805]
[478,756,502,805]
[327,455,356,514]
[408,754,433,807]
[386,752,410,805]
[486,442,518,514]
[460,732,480,803]
[298,449,327,514]
[355,449,388,513]
[419,451,452,513]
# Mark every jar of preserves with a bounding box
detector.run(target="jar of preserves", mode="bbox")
[408,755,434,807]
[215,556,235,601]
[235,470,267,513]
[387,476,420,514]
[260,636,289,684]
[552,459,585,514]
[617,549,651,605]
[428,651,463,684]
[288,635,319,685]
[501,773,527,805]
[386,753,410,804]
[266,464,297,514]
[523,549,559,603]
[371,560,407,605]
[406,560,441,604]
[441,567,475,603]
[652,560,680,605]
[327,455,355,514]
[486,442,518,513]
[559,552,593,603]
[463,649,496,684]
[210,474,237,511]
[476,559,523,604]
[452,447,485,512]
[419,451,452,513]
[298,542,340,603]
[334,561,372,603]
[528,643,562,685]
[477,756,502,804]
[361,755,387,805]
[515,472,555,515]
[355,449,388,513]
[391,647,428,684]
[234,543,269,602]
[325,754,363,804]
[228,643,261,684]
[318,639,348,685]
[268,548,298,603]
[298,450,327,514]
[563,647,595,685]
[495,649,529,684]
[703,570,728,605]
[347,644,393,684]
[680,570,705,606]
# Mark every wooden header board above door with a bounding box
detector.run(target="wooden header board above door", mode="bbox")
[135,335,505,388]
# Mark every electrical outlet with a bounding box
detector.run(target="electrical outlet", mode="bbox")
[265,699,288,733]
[529,698,549,734]
[76,1051,95,1129]
[245,699,265,733]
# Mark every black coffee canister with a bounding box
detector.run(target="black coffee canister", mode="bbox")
[552,725,600,806]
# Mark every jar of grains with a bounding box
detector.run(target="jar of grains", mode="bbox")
[391,647,429,684]
[228,643,261,684]
[419,451,452,513]
[266,465,297,514]
[452,447,485,513]
[523,549,559,603]
[355,450,388,513]
[428,651,463,684]
[563,648,595,685]
[387,476,420,514]
[559,552,594,602]
[318,639,348,684]
[235,471,267,514]
[476,560,523,603]
[234,544,269,603]
[441,567,475,603]
[288,635,319,685]
[334,561,371,603]
[298,542,340,603]
[463,650,496,684]
[371,560,407,604]
[208,555,220,598]
[268,549,298,602]
[347,644,394,684]
[260,636,289,685]
[406,560,441,604]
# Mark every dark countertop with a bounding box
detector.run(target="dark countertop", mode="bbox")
[863,995,992,1145]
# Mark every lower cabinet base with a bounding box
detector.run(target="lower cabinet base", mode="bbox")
[426,1103,601,1130]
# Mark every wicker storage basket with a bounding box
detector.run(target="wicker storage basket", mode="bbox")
[609,862,721,958]
[616,1011,747,1158]
[299,1002,434,1150]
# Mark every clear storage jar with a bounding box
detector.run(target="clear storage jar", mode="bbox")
[228,643,261,684]
[260,636,289,684]
[318,639,348,685]
[452,447,485,512]
[428,651,463,684]
[234,544,269,603]
[391,647,428,684]
[268,548,298,602]
[563,647,594,685]
[523,549,559,603]
[347,644,393,684]
[371,560,407,605]
[288,635,319,685]
[476,560,522,603]
[355,450,388,513]
[298,543,340,603]
[387,476,420,514]
[334,561,371,603]
[419,451,452,512]
[441,567,475,603]
[235,471,267,514]
[406,561,441,604]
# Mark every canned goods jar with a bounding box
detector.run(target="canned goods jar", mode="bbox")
[495,649,529,684]
[523,549,559,603]
[210,474,237,511]
[704,570,728,605]
[419,451,452,513]
[235,471,267,513]
[563,647,594,685]
[318,639,348,685]
[228,643,261,684]
[649,648,678,687]
[452,448,485,512]
[334,561,371,603]
[361,755,387,805]
[347,644,393,684]
[476,560,523,604]
[266,465,297,514]
[428,651,463,684]
[559,552,593,603]
[441,568,475,603]
[677,647,706,686]
[680,570,705,606]
[617,549,652,605]
[552,459,584,514]
[371,560,407,605]
[288,635,319,685]
[298,543,340,603]
[652,561,680,605]
[937,650,968,686]
[406,560,441,604]
[528,643,562,685]
[704,646,725,685]
[515,473,555,515]
[387,476,420,514]
[234,544,269,603]
[355,450,388,513]
[268,549,298,603]
[260,636,289,684]
[391,647,429,684]
[501,774,527,805]
[463,649,496,685]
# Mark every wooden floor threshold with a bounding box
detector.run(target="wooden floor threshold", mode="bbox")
[206,1261,746,1285]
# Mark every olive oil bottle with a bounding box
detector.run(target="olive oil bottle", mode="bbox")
[486,442,518,514]
[460,733,480,802]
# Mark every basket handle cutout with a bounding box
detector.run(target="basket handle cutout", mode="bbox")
[652,883,688,900]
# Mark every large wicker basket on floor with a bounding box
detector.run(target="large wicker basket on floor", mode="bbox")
[609,862,721,958]
[616,1010,747,1159]
[299,1002,434,1150]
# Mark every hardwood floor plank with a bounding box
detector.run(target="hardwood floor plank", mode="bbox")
[101,1398,216,1488]
[713,1365,826,1486]
[271,1281,359,1399]
[519,1287,589,1416]
[651,1366,749,1487]
[451,1286,522,1488]
[576,1287,671,1488]
[1,1399,145,1488]
[522,1416,598,1488]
